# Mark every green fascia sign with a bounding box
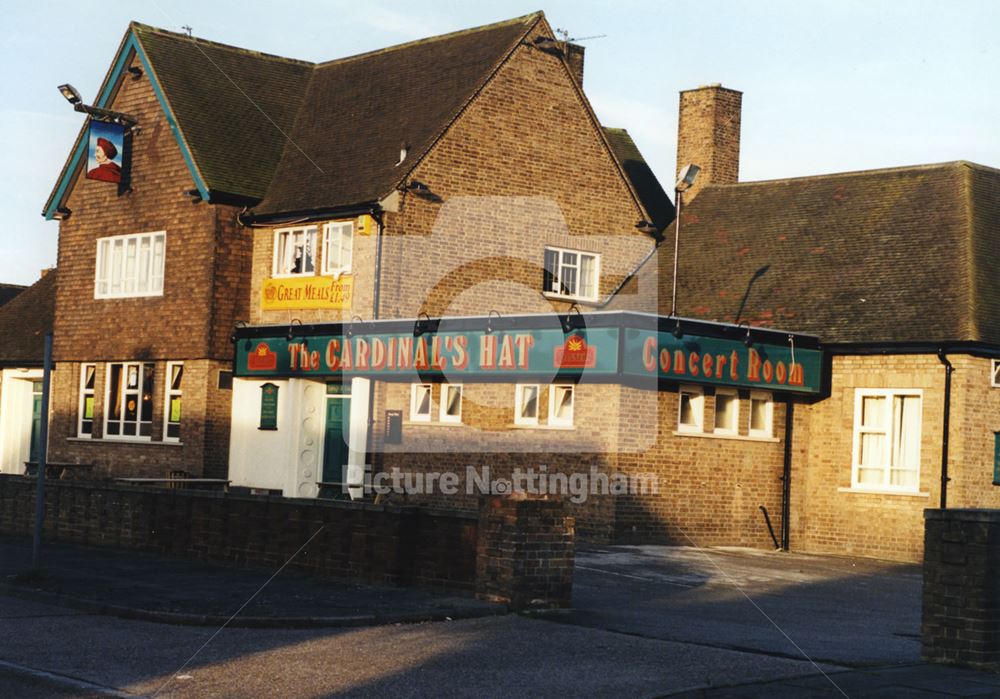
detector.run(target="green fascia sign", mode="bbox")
[234,312,823,395]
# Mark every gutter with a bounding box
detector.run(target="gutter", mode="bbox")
[239,202,381,228]
[937,349,953,509]
[780,400,794,550]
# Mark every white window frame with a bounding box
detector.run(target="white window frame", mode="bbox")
[77,363,96,438]
[322,221,354,278]
[544,246,600,302]
[992,359,1000,387]
[748,391,774,438]
[713,388,740,436]
[439,384,464,424]
[548,384,575,427]
[677,385,704,433]
[514,384,541,426]
[410,383,432,422]
[94,231,166,299]
[272,226,318,278]
[104,362,155,441]
[164,361,183,443]
[851,389,923,493]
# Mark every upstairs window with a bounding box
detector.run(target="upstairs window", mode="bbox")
[105,362,154,439]
[514,384,540,426]
[273,226,317,276]
[543,247,599,302]
[713,388,739,435]
[322,221,354,277]
[95,232,165,298]
[749,391,774,438]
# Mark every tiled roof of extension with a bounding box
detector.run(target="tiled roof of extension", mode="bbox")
[646,161,1000,345]
[0,271,55,366]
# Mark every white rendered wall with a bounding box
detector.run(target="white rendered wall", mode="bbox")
[0,368,42,474]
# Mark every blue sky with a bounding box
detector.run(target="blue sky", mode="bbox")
[2,0,998,285]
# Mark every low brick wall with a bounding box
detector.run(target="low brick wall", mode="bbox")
[477,495,575,609]
[922,509,1000,670]
[0,477,575,608]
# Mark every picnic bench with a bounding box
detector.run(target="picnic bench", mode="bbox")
[24,462,96,480]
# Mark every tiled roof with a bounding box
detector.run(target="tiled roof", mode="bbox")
[255,13,541,214]
[643,161,1000,346]
[0,283,26,308]
[133,23,314,201]
[603,127,675,230]
[0,271,55,366]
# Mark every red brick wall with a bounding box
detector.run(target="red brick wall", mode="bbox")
[48,54,247,478]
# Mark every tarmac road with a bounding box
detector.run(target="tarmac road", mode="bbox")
[0,596,832,698]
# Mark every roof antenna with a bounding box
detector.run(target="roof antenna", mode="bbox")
[555,27,608,42]
[182,25,193,37]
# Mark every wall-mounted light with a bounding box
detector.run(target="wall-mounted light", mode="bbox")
[229,320,248,344]
[561,304,584,333]
[532,36,561,52]
[127,66,144,80]
[286,318,302,341]
[486,310,501,334]
[672,319,684,339]
[406,180,429,195]
[741,323,753,348]
[413,312,430,337]
[53,207,72,221]
[183,188,203,203]
[635,220,658,236]
[57,84,82,105]
[347,315,363,338]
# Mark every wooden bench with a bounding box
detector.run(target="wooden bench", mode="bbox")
[24,462,95,480]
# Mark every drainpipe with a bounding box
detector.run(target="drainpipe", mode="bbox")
[937,349,952,509]
[366,212,386,484]
[780,400,794,550]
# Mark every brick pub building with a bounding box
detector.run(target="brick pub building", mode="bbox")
[37,12,1000,562]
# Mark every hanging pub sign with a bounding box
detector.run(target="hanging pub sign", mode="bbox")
[86,121,127,184]
[259,382,279,430]
[234,312,825,395]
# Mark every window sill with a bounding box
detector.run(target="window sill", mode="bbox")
[672,430,779,443]
[403,420,464,428]
[66,437,185,447]
[837,487,929,498]
[509,423,576,431]
[94,292,164,300]
[542,292,598,305]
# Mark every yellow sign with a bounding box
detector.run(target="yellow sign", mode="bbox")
[261,275,354,311]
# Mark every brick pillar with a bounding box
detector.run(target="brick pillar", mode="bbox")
[476,495,575,610]
[676,84,742,199]
[922,509,1000,670]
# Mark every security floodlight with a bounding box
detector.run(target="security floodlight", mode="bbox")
[57,84,82,105]
[533,36,561,51]
[671,163,702,317]
[675,163,700,191]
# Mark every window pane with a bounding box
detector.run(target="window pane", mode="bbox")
[860,433,885,469]
[861,396,884,427]
[680,393,695,425]
[111,240,123,293]
[444,386,462,417]
[414,385,431,417]
[137,236,151,293]
[84,396,94,420]
[520,385,538,420]
[141,364,154,422]
[750,398,768,432]
[124,238,137,293]
[552,386,573,421]
[579,255,596,298]
[109,365,123,420]
[170,364,183,391]
[84,365,95,390]
[715,393,737,431]
[891,395,921,472]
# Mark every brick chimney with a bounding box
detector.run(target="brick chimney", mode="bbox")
[676,84,742,199]
[562,43,585,86]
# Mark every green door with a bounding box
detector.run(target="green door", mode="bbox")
[29,381,43,464]
[322,397,351,484]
